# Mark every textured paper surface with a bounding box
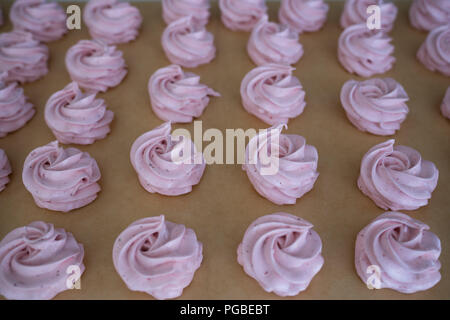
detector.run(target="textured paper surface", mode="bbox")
[0,1,449,300]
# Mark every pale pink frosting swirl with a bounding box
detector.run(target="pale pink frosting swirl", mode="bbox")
[279,0,329,34]
[441,87,450,119]
[130,122,205,196]
[340,78,409,136]
[358,140,439,211]
[219,0,267,32]
[163,0,210,26]
[0,77,35,137]
[0,149,11,192]
[148,65,220,123]
[0,221,85,300]
[243,125,319,205]
[409,0,450,32]
[240,64,306,125]
[84,0,142,45]
[22,141,101,212]
[0,30,49,84]
[161,16,216,68]
[341,0,398,32]
[248,15,303,66]
[113,215,203,300]
[355,212,441,294]
[237,212,323,296]
[65,40,127,93]
[45,82,114,145]
[338,24,395,77]
[10,0,67,43]
[417,24,450,77]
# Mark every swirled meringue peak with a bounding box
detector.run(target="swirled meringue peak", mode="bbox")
[45,82,114,145]
[130,122,205,196]
[248,15,303,66]
[338,24,395,77]
[279,0,329,34]
[0,77,35,137]
[0,30,49,84]
[341,0,398,32]
[358,140,439,211]
[219,0,267,32]
[0,221,85,300]
[340,78,409,136]
[65,39,127,93]
[355,212,441,294]
[441,87,450,119]
[417,24,450,77]
[0,149,11,192]
[10,0,67,43]
[161,16,216,68]
[84,0,143,45]
[409,0,450,32]
[238,212,323,296]
[148,65,220,123]
[113,215,203,300]
[243,125,319,205]
[22,141,101,212]
[240,64,306,125]
[163,0,211,26]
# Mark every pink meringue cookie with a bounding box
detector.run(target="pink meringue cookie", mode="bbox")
[409,0,450,32]
[340,78,409,136]
[219,0,267,32]
[338,24,395,77]
[84,0,143,45]
[441,87,450,119]
[417,24,450,77]
[113,215,203,300]
[0,77,35,137]
[243,125,319,205]
[130,122,205,196]
[240,64,306,125]
[237,212,324,296]
[358,140,439,211]
[45,82,114,145]
[279,0,329,34]
[341,0,398,32]
[65,39,127,92]
[0,30,49,84]
[10,0,67,43]
[163,0,211,26]
[22,141,101,212]
[355,211,441,294]
[0,221,85,300]
[248,15,303,66]
[0,149,11,192]
[148,65,220,123]
[161,16,216,68]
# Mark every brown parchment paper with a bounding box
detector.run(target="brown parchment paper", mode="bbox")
[0,1,449,300]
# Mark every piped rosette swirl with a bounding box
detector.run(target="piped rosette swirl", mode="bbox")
[340,0,398,32]
[237,212,324,296]
[340,78,409,136]
[161,16,216,68]
[163,0,211,26]
[219,0,267,32]
[247,15,303,66]
[0,221,85,300]
[417,24,450,77]
[279,0,329,34]
[113,215,203,300]
[242,125,319,205]
[441,87,450,119]
[130,122,205,196]
[240,64,306,125]
[409,0,450,32]
[355,212,441,294]
[0,149,11,192]
[338,24,395,77]
[358,140,439,211]
[148,65,220,123]
[65,39,127,93]
[22,141,101,212]
[84,0,143,45]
